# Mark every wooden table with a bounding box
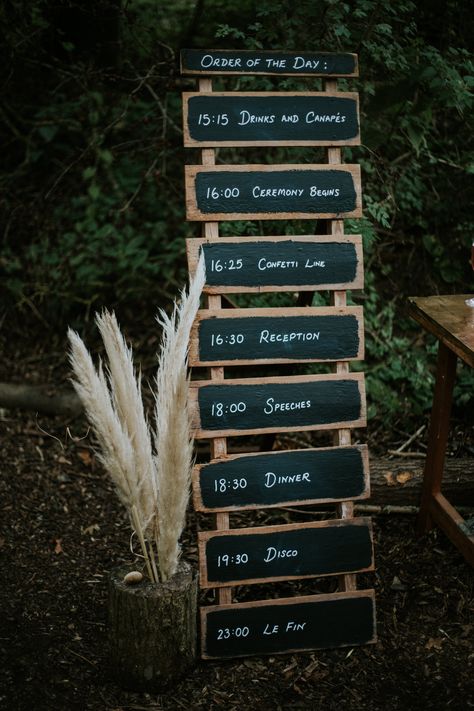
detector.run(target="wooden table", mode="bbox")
[408,295,474,566]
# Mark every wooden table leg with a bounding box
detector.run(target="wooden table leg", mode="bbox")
[417,341,457,534]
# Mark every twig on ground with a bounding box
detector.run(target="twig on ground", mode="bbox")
[390,424,426,455]
[65,648,96,667]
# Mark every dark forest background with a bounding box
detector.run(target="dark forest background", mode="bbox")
[1,0,473,430]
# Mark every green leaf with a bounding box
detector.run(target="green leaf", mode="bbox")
[406,124,424,154]
[38,125,58,142]
[88,184,100,200]
[82,166,96,180]
[99,149,114,165]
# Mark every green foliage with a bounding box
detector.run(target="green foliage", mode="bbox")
[1,5,191,321]
[1,0,473,427]
[218,0,474,423]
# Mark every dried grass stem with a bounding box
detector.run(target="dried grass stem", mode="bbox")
[68,256,205,582]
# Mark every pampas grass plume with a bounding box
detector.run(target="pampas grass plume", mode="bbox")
[154,254,205,580]
[67,255,205,582]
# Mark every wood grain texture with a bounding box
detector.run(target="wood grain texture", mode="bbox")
[186,235,364,293]
[417,342,457,534]
[201,589,376,659]
[180,49,359,77]
[321,80,357,593]
[408,294,474,368]
[189,305,364,366]
[366,456,474,507]
[185,164,362,221]
[182,51,375,658]
[197,76,233,607]
[198,518,374,587]
[192,444,370,512]
[430,492,474,567]
[182,91,360,147]
[188,372,366,438]
[108,562,197,689]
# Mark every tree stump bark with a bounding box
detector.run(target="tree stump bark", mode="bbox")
[108,560,198,691]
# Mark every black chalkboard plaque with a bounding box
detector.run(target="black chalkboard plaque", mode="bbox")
[183,93,360,146]
[199,519,373,587]
[186,236,364,293]
[189,373,365,438]
[191,307,363,365]
[180,49,358,77]
[193,445,369,511]
[185,165,362,221]
[201,590,376,659]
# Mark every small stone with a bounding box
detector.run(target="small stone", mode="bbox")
[390,575,407,592]
[123,570,143,585]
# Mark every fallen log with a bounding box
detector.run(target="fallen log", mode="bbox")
[1,382,472,508]
[366,456,474,507]
[0,382,82,418]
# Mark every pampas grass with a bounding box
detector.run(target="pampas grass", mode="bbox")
[153,259,204,580]
[68,256,205,582]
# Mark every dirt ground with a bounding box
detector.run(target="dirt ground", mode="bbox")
[0,328,473,711]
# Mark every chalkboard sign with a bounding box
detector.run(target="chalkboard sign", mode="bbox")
[186,235,364,293]
[185,165,362,221]
[199,518,374,587]
[180,49,359,77]
[183,92,360,146]
[201,590,376,659]
[182,48,376,662]
[188,373,366,438]
[193,444,369,512]
[189,306,364,366]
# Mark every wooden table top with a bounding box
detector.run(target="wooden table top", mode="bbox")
[408,295,474,368]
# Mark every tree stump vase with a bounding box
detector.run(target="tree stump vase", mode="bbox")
[108,560,198,691]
